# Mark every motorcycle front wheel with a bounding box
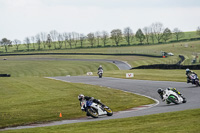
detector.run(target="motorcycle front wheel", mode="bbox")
[86,107,99,118]
[104,107,113,116]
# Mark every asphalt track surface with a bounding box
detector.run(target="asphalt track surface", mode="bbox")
[2,76,200,131]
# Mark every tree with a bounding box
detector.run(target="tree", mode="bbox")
[31,36,35,50]
[46,34,52,49]
[35,34,41,50]
[162,28,172,42]
[111,29,123,46]
[101,31,109,47]
[95,31,101,47]
[72,32,79,48]
[13,39,21,51]
[58,34,64,49]
[1,38,11,52]
[50,30,58,49]
[65,33,73,48]
[196,26,200,36]
[24,37,31,51]
[151,22,164,43]
[124,27,133,45]
[173,28,184,41]
[135,29,145,44]
[87,32,95,47]
[79,34,85,48]
[143,26,151,44]
[149,26,155,44]
[40,32,47,49]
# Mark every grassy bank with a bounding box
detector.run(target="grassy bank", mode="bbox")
[3,108,200,133]
[0,77,154,128]
[103,69,200,82]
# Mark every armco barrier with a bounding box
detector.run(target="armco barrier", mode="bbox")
[0,74,11,77]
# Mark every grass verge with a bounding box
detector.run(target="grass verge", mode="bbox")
[3,108,200,133]
[103,69,200,82]
[0,77,154,128]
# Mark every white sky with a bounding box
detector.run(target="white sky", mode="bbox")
[0,0,200,41]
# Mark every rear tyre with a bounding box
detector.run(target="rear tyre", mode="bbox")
[168,95,179,104]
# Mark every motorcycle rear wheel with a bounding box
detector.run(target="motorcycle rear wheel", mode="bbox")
[168,95,179,104]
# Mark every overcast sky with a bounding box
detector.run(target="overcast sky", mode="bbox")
[0,0,200,41]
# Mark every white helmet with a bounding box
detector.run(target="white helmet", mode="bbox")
[78,94,84,101]
[186,68,190,72]
[99,65,102,67]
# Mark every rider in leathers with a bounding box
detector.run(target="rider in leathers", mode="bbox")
[78,94,105,111]
[157,87,183,104]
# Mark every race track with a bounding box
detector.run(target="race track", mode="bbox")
[2,76,200,131]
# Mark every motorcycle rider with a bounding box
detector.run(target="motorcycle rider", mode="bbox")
[78,94,105,111]
[186,68,198,84]
[157,87,183,104]
[98,65,103,71]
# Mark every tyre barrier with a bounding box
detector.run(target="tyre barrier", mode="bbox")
[0,74,11,77]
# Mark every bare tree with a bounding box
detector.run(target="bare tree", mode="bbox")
[72,32,79,48]
[151,22,164,43]
[124,27,133,45]
[162,28,172,42]
[149,26,155,44]
[173,28,184,41]
[111,29,123,46]
[196,26,200,37]
[13,39,21,51]
[31,36,35,50]
[0,38,11,52]
[24,37,31,51]
[79,34,85,48]
[65,33,73,48]
[50,30,58,49]
[143,26,151,44]
[35,34,41,50]
[46,34,52,49]
[40,32,47,49]
[58,34,64,49]
[95,31,101,46]
[87,32,95,47]
[101,31,109,47]
[135,29,145,44]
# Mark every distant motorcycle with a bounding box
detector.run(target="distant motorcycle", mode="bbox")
[162,88,186,104]
[188,74,200,87]
[80,99,113,118]
[98,69,103,78]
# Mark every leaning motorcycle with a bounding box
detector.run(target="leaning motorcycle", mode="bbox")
[98,69,103,78]
[188,74,200,87]
[162,88,186,104]
[80,100,113,118]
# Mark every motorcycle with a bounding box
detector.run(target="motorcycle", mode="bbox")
[98,69,103,78]
[188,74,200,87]
[80,100,113,118]
[162,88,186,104]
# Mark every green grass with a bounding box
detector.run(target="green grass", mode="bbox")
[103,69,200,82]
[3,108,200,133]
[0,59,118,77]
[0,77,154,128]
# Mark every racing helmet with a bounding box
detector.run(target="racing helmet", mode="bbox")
[157,88,163,94]
[186,68,190,72]
[99,65,102,67]
[78,94,84,101]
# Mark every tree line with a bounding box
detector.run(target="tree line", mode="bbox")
[1,22,200,53]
